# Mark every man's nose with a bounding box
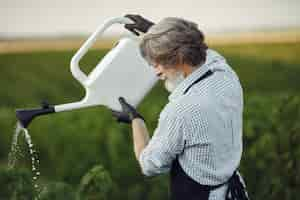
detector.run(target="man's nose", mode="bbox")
[157,72,163,78]
[156,72,166,80]
[154,68,161,75]
[153,65,165,80]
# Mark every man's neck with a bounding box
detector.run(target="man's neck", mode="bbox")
[182,64,198,78]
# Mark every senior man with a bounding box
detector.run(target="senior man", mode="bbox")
[112,15,249,200]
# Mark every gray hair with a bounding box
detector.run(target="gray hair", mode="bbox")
[139,17,208,68]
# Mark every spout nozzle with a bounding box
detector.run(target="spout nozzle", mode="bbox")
[16,101,55,128]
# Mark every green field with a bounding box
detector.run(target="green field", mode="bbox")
[0,42,299,199]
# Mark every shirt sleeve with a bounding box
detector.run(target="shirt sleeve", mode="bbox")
[139,107,186,176]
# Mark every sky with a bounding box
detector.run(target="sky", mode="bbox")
[1,0,300,37]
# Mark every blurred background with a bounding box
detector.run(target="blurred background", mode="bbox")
[0,0,299,199]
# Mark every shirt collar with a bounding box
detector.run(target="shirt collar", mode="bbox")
[168,49,225,101]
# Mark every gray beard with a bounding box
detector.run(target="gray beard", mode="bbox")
[164,72,185,93]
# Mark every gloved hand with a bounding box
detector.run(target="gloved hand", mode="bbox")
[124,14,154,36]
[111,97,144,124]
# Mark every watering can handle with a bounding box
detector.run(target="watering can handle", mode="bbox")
[70,17,135,86]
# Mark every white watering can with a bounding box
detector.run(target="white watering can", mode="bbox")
[16,17,158,128]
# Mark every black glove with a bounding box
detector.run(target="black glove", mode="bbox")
[124,14,154,36]
[111,97,144,124]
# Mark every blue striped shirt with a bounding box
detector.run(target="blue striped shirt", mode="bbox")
[139,49,244,200]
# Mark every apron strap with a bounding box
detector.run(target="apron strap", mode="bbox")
[225,171,250,200]
[183,70,214,95]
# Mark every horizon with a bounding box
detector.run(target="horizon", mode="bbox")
[1,26,300,40]
[1,0,300,38]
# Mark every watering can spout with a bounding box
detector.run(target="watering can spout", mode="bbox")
[16,98,97,128]
[16,101,55,128]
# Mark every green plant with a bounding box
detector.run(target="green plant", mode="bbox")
[0,167,35,200]
[39,182,76,200]
[78,165,113,200]
[241,94,300,199]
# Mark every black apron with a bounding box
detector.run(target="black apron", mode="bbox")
[170,70,249,200]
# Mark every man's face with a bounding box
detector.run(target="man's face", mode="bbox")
[153,63,185,92]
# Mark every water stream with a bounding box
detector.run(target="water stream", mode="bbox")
[8,121,42,199]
